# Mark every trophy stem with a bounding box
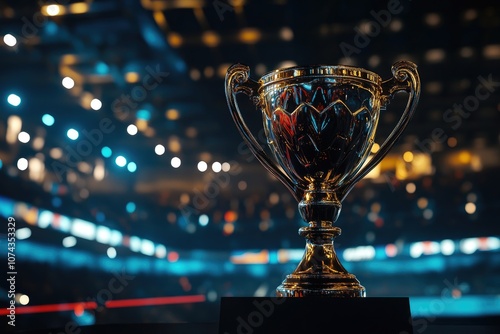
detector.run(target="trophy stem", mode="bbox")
[276,189,366,297]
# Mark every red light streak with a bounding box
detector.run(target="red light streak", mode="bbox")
[105,294,205,308]
[0,301,97,315]
[0,295,206,315]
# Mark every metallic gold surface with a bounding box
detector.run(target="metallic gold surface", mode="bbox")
[225,61,420,297]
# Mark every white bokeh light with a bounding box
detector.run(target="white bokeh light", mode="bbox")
[199,214,209,226]
[221,162,230,172]
[18,131,30,143]
[67,128,79,140]
[115,156,127,167]
[17,158,28,171]
[19,294,30,305]
[3,34,17,47]
[90,98,102,111]
[7,94,21,107]
[127,124,138,135]
[171,157,181,168]
[107,247,117,259]
[212,161,222,173]
[62,236,77,248]
[155,144,165,155]
[46,4,61,16]
[62,77,75,89]
[197,161,208,172]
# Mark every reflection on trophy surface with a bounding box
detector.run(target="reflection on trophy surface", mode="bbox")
[226,61,420,297]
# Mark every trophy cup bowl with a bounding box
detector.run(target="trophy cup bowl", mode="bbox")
[225,61,420,297]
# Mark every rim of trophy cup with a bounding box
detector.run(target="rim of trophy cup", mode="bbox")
[258,64,383,89]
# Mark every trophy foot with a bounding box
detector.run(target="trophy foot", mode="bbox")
[276,217,366,297]
[276,273,366,297]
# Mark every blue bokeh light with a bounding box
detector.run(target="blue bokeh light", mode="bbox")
[52,197,62,208]
[127,162,137,173]
[42,114,55,126]
[101,146,112,158]
[126,202,136,213]
[95,61,109,74]
[95,211,105,223]
[136,109,151,121]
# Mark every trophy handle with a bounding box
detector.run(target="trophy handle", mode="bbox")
[338,60,421,202]
[225,64,304,202]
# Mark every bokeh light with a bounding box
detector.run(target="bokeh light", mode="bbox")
[42,114,55,126]
[197,161,208,172]
[18,131,30,143]
[107,247,117,259]
[127,162,137,173]
[17,158,28,171]
[3,34,17,47]
[155,144,165,155]
[115,155,127,167]
[7,93,21,106]
[67,128,79,140]
[101,146,112,158]
[127,124,138,135]
[171,157,181,168]
[90,98,102,111]
[62,77,75,89]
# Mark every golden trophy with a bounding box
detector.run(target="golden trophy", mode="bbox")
[225,61,420,297]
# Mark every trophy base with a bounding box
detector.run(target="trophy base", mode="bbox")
[276,272,366,297]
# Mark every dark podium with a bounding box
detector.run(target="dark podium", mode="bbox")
[218,297,413,334]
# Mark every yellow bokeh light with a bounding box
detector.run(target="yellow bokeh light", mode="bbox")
[458,151,471,164]
[180,193,190,205]
[153,11,168,30]
[79,92,94,110]
[218,64,231,78]
[185,127,197,138]
[371,202,381,213]
[190,68,201,81]
[204,66,214,78]
[279,27,294,41]
[223,223,234,235]
[168,33,183,48]
[136,119,148,131]
[50,148,63,159]
[125,72,140,83]
[406,182,416,194]
[465,202,476,214]
[69,3,89,14]
[403,151,414,163]
[202,31,220,47]
[239,28,261,44]
[371,143,380,153]
[166,109,180,120]
[143,127,155,137]
[447,137,457,148]
[417,197,428,209]
[168,136,181,153]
